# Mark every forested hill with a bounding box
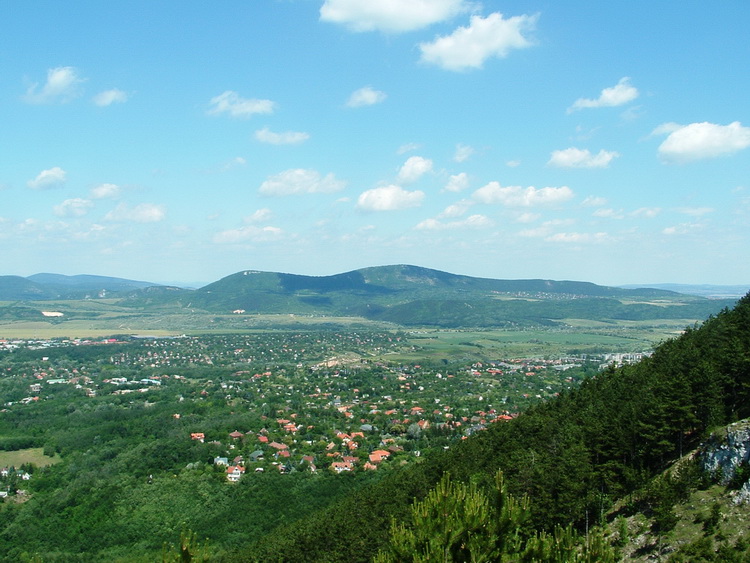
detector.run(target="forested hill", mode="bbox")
[0,266,738,329]
[131,265,735,327]
[239,293,750,562]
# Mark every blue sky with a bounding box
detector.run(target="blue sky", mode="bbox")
[2,1,749,286]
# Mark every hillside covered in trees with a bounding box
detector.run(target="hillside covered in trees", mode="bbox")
[240,293,750,562]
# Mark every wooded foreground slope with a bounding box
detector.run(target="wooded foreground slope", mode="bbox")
[239,293,750,562]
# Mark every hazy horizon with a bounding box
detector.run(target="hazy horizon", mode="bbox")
[3,2,749,286]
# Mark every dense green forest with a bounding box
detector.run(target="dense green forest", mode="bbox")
[240,293,750,561]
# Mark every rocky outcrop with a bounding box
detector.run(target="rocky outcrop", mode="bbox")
[700,419,750,503]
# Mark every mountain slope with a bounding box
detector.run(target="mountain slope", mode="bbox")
[176,265,732,327]
[0,265,737,329]
[0,275,59,301]
[27,273,157,294]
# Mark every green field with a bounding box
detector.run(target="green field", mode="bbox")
[0,448,61,468]
[0,297,703,359]
[385,319,693,361]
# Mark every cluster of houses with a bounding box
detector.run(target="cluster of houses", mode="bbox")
[0,467,31,499]
[189,425,412,482]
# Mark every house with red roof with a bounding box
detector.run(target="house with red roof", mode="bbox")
[226,465,246,482]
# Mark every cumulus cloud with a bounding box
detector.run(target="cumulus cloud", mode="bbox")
[90,183,120,199]
[93,88,128,106]
[453,144,474,162]
[662,223,702,236]
[208,91,276,118]
[654,121,750,163]
[259,169,346,196]
[568,77,639,113]
[444,172,469,192]
[581,195,607,207]
[105,202,165,223]
[213,225,283,244]
[438,199,473,218]
[518,218,574,238]
[592,208,624,219]
[397,142,422,154]
[24,66,85,104]
[631,207,661,219]
[320,0,469,33]
[346,86,387,107]
[254,127,310,145]
[398,156,433,183]
[53,198,93,217]
[473,182,573,207]
[416,214,491,230]
[27,167,66,190]
[419,12,537,71]
[548,147,619,168]
[676,207,714,217]
[245,208,273,223]
[220,157,247,172]
[357,184,425,211]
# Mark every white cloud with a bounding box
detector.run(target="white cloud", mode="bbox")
[676,207,714,216]
[444,172,469,192]
[438,199,473,218]
[213,225,283,244]
[651,122,681,136]
[245,208,273,223]
[416,214,491,230]
[91,183,120,199]
[419,12,537,71]
[592,208,624,219]
[93,88,128,106]
[24,66,85,104]
[453,144,474,162]
[473,182,573,207]
[548,147,619,168]
[259,169,346,196]
[27,167,66,190]
[631,207,661,219]
[506,160,521,167]
[53,198,93,217]
[357,184,425,211]
[568,77,639,113]
[105,202,165,223]
[346,86,387,107]
[654,121,750,163]
[581,196,607,207]
[397,142,422,154]
[662,223,702,236]
[320,0,469,33]
[518,218,574,238]
[398,156,433,183]
[220,157,247,172]
[208,91,276,118]
[254,127,310,145]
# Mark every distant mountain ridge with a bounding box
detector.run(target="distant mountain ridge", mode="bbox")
[619,282,750,299]
[0,266,742,328]
[123,265,738,328]
[0,273,159,301]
